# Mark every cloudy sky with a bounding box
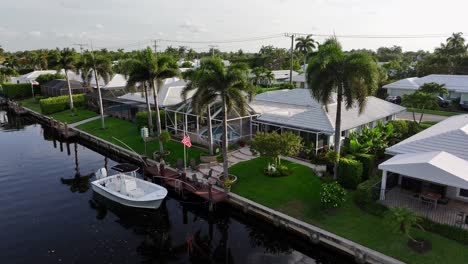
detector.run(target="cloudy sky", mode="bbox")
[1,0,467,52]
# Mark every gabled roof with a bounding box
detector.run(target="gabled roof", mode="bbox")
[271,70,298,80]
[9,70,57,83]
[118,78,192,107]
[379,151,468,189]
[104,74,127,89]
[249,89,405,134]
[383,74,468,92]
[387,114,468,160]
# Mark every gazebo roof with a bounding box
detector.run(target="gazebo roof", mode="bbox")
[378,151,468,189]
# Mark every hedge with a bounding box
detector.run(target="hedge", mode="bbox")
[39,94,85,114]
[354,175,387,216]
[0,83,40,99]
[355,153,376,180]
[337,158,363,189]
[135,110,166,130]
[420,218,468,245]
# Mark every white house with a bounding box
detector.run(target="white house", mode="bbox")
[8,70,57,84]
[383,74,468,106]
[249,89,405,153]
[379,114,468,226]
[292,73,307,88]
[271,70,298,84]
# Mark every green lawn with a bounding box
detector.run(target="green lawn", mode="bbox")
[420,121,439,129]
[49,108,98,124]
[407,108,463,117]
[229,157,468,264]
[19,98,41,112]
[76,117,208,166]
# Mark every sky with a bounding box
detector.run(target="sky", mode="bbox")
[1,0,468,53]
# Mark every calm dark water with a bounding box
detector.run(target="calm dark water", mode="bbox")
[0,110,353,264]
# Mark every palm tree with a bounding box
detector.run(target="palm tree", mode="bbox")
[126,48,178,152]
[78,52,112,129]
[50,48,79,110]
[262,69,275,87]
[181,58,254,178]
[295,35,317,71]
[306,38,378,179]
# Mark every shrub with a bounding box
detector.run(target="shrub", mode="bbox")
[264,163,291,177]
[1,83,39,99]
[337,158,363,189]
[355,153,376,180]
[354,175,388,217]
[420,218,468,245]
[320,182,347,209]
[36,73,65,85]
[279,83,295,89]
[39,94,85,114]
[135,110,166,130]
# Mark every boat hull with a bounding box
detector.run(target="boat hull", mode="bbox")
[91,184,164,209]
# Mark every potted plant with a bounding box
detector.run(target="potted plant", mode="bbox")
[218,173,237,192]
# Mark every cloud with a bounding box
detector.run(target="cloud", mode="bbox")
[179,20,207,33]
[29,31,41,37]
[95,23,104,29]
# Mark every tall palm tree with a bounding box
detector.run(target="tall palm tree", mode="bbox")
[182,58,254,178]
[306,38,378,178]
[262,69,275,87]
[78,52,112,129]
[295,35,317,71]
[50,48,78,109]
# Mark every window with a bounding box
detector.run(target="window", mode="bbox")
[459,188,468,198]
[386,116,391,121]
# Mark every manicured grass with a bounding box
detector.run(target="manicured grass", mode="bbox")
[420,121,439,129]
[49,108,98,124]
[76,117,208,166]
[407,108,463,117]
[229,157,468,264]
[19,98,41,112]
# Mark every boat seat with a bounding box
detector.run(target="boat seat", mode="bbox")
[127,188,145,198]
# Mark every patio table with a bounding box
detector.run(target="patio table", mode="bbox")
[420,191,442,209]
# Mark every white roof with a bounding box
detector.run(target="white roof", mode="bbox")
[271,70,298,80]
[9,70,57,83]
[104,74,127,89]
[118,78,193,107]
[387,114,468,160]
[379,151,468,189]
[249,89,405,134]
[291,73,305,83]
[383,74,468,93]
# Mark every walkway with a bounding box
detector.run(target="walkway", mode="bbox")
[199,147,257,176]
[396,110,448,122]
[69,115,106,127]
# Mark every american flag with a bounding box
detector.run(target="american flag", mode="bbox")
[181,134,192,148]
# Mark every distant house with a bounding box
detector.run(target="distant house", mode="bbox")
[379,114,468,227]
[292,73,307,88]
[271,70,298,84]
[103,74,128,90]
[383,74,468,106]
[9,70,57,84]
[41,79,87,97]
[249,89,405,153]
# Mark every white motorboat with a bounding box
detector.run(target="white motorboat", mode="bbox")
[91,163,168,209]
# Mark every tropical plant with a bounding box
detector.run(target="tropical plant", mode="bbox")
[306,38,379,179]
[320,182,347,209]
[385,207,424,242]
[49,48,79,110]
[250,131,303,167]
[295,35,317,71]
[181,57,254,179]
[402,91,439,124]
[419,82,448,95]
[78,52,112,129]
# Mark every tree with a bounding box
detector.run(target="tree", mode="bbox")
[49,48,79,110]
[295,35,317,71]
[385,207,423,242]
[262,69,275,87]
[419,82,448,94]
[250,131,303,166]
[402,91,439,124]
[35,73,65,85]
[78,52,113,129]
[0,67,18,83]
[306,38,378,179]
[181,58,254,178]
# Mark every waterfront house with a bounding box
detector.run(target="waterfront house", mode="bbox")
[249,89,405,153]
[379,114,468,227]
[383,74,468,108]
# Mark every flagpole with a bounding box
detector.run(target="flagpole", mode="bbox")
[183,123,187,171]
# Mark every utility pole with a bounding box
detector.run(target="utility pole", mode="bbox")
[73,43,88,54]
[208,45,218,57]
[153,39,159,56]
[284,33,295,85]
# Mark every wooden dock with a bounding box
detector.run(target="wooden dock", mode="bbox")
[145,165,228,204]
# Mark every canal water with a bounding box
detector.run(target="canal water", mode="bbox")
[0,110,353,264]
